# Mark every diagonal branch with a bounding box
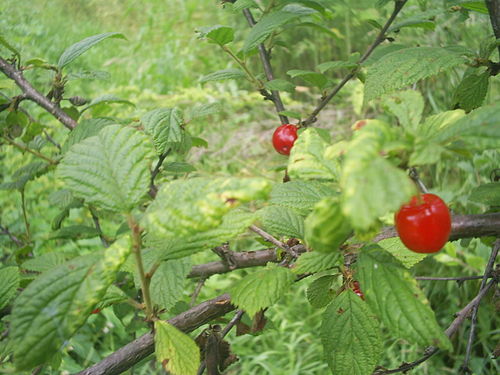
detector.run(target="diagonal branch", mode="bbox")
[486,0,500,56]
[242,9,289,124]
[0,56,77,130]
[301,0,408,126]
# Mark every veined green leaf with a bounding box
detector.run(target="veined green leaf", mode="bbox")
[11,236,131,370]
[58,32,126,68]
[356,247,452,350]
[341,121,415,230]
[269,180,337,216]
[377,237,427,268]
[305,196,352,253]
[381,90,424,131]
[141,108,184,155]
[81,94,134,113]
[288,128,340,181]
[0,267,19,311]
[58,125,154,212]
[264,79,296,93]
[292,251,340,274]
[317,60,358,74]
[230,0,258,11]
[144,177,271,239]
[199,69,246,83]
[364,47,466,102]
[453,71,489,112]
[154,321,200,375]
[307,274,339,308]
[287,69,328,89]
[321,291,382,375]
[243,11,300,52]
[61,117,115,153]
[230,263,295,317]
[150,258,191,310]
[469,183,500,206]
[22,253,68,273]
[258,205,304,239]
[197,25,234,46]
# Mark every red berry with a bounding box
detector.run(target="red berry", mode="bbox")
[351,281,365,300]
[395,193,451,253]
[91,308,101,314]
[272,124,298,155]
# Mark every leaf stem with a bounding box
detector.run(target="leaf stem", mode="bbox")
[20,189,30,240]
[1,135,59,165]
[127,214,154,320]
[221,45,265,90]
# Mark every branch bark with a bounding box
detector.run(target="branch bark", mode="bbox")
[0,57,77,130]
[486,0,500,56]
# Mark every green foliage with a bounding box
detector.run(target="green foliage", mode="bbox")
[58,32,126,69]
[468,183,500,206]
[0,267,19,311]
[10,236,130,370]
[306,274,338,308]
[321,291,382,375]
[58,124,154,212]
[356,247,452,350]
[364,47,467,102]
[150,258,191,310]
[141,108,185,155]
[61,118,115,153]
[197,25,234,46]
[304,196,352,252]
[154,321,200,375]
[199,69,247,83]
[454,70,489,112]
[258,205,305,239]
[230,263,295,317]
[377,237,427,268]
[292,251,340,274]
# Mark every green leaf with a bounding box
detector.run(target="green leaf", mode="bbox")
[454,71,489,112]
[58,125,154,212]
[306,274,338,308]
[469,183,500,206]
[61,117,115,153]
[269,180,337,216]
[321,291,382,375]
[433,104,500,150]
[81,94,134,113]
[243,11,299,52]
[292,251,340,274]
[230,263,295,317]
[356,248,452,350]
[341,121,416,230]
[381,90,424,131]
[199,69,246,83]
[11,236,130,370]
[364,47,466,102]
[0,35,21,61]
[48,189,76,209]
[58,32,126,68]
[141,108,184,155]
[22,253,68,273]
[278,110,302,120]
[305,196,352,253]
[264,79,296,93]
[0,267,19,311]
[287,69,328,89]
[150,258,191,310]
[377,237,427,268]
[230,0,258,11]
[317,60,358,74]
[258,205,305,239]
[460,1,489,13]
[197,25,234,46]
[144,177,270,239]
[151,210,257,261]
[0,161,49,191]
[154,321,200,375]
[288,128,340,181]
[188,102,221,119]
[164,161,196,174]
[49,225,99,240]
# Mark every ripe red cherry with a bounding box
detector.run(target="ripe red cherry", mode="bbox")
[394,193,451,253]
[272,124,298,155]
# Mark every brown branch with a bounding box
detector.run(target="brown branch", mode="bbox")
[73,294,234,375]
[301,0,408,126]
[242,9,288,124]
[486,0,500,56]
[249,224,294,256]
[0,224,24,247]
[149,150,170,198]
[1,136,58,165]
[0,56,77,130]
[89,207,110,248]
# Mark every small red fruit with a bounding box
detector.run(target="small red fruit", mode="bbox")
[272,124,298,155]
[395,193,451,253]
[91,308,101,314]
[351,281,365,300]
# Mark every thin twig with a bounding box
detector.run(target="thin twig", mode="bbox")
[486,0,500,56]
[0,224,24,247]
[20,190,30,241]
[249,224,294,256]
[0,56,77,130]
[409,167,429,194]
[302,0,408,126]
[149,150,170,198]
[190,277,207,307]
[2,135,58,165]
[242,9,288,124]
[460,239,499,373]
[43,130,62,150]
